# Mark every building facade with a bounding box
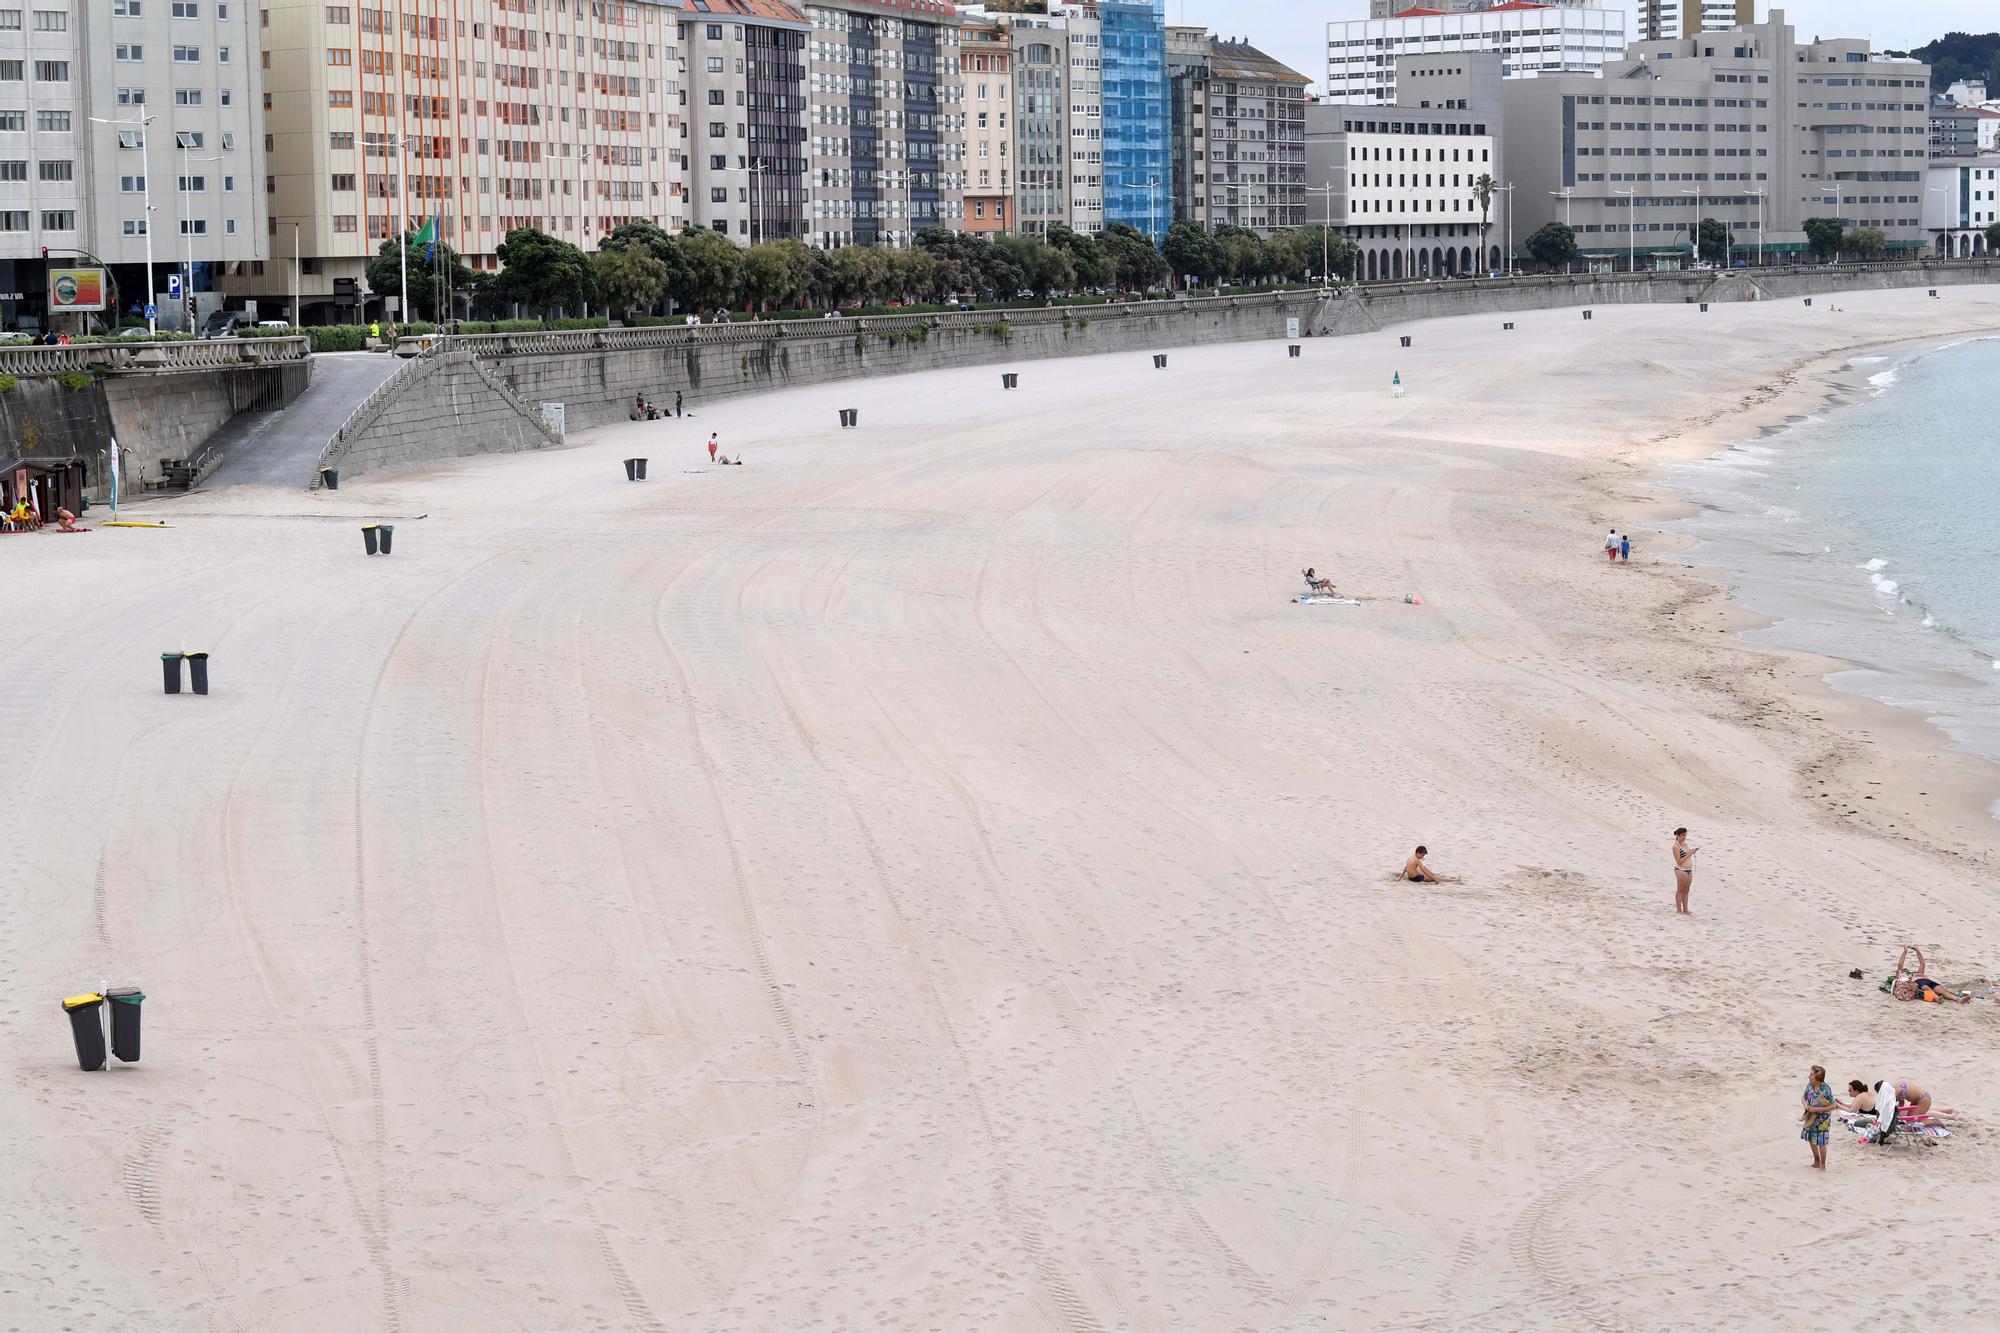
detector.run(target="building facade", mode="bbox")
[681,1,810,243]
[803,0,965,249]
[1326,2,1628,106]
[1164,23,1207,228]
[959,15,1012,231]
[1191,39,1308,235]
[1637,0,1753,41]
[1306,54,1506,280]
[1059,1,1102,234]
[1930,101,1980,159]
[1098,0,1167,242]
[1502,9,1931,268]
[236,0,685,324]
[1922,157,1999,258]
[1,0,267,330]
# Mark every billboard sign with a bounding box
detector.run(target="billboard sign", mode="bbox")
[50,268,108,312]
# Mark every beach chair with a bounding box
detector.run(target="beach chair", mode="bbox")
[1301,569,1335,597]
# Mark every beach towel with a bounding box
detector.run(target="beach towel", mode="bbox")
[1294,596,1361,605]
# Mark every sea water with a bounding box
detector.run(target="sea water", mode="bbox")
[1667,336,2000,769]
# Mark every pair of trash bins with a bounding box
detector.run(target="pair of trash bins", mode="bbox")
[838,408,859,428]
[1153,354,1169,368]
[623,457,650,481]
[361,524,395,555]
[1001,372,1019,390]
[1288,345,1301,358]
[62,988,145,1071]
[161,652,209,695]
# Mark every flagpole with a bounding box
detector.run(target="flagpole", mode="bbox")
[108,437,120,517]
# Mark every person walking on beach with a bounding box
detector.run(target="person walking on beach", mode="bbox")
[708,433,719,463]
[1605,529,1619,563]
[1801,1065,1834,1170]
[1672,827,1697,914]
[675,390,684,418]
[1620,533,1631,563]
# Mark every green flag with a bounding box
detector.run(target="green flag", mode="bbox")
[410,216,436,246]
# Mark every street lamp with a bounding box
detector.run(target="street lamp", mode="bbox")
[1305,179,1337,288]
[89,111,156,335]
[748,157,766,245]
[1548,187,1573,272]
[1680,186,1702,268]
[1746,187,1765,268]
[178,137,223,332]
[1926,184,1951,259]
[1146,175,1161,248]
[1611,187,1636,274]
[1817,183,1841,263]
[362,134,416,325]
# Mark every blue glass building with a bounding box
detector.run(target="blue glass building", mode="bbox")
[1099,0,1170,244]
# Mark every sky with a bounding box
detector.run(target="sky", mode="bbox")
[1170,0,1996,94]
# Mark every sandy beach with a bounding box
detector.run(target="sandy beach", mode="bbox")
[7,287,2000,1329]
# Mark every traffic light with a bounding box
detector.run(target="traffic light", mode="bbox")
[39,246,48,260]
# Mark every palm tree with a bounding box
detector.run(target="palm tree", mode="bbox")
[1472,174,1496,273]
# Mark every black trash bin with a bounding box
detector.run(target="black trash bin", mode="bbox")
[186,652,209,696]
[361,524,379,556]
[377,525,394,555]
[106,988,145,1063]
[1154,353,1168,368]
[1582,309,1593,321]
[1398,335,1410,348]
[1929,289,1938,298]
[320,467,339,491]
[63,993,106,1071]
[1503,322,1514,330]
[841,408,859,427]
[1288,345,1301,358]
[624,458,638,481]
[635,458,648,479]
[161,652,184,695]
[1803,297,1812,307]
[1700,303,1709,313]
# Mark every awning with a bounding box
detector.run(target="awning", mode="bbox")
[2,454,88,478]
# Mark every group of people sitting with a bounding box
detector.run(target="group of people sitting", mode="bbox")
[3,496,80,532]
[631,392,683,422]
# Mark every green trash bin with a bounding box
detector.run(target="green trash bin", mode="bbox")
[106,988,145,1063]
[63,993,106,1071]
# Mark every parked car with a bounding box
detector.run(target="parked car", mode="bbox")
[255,319,292,329]
[116,326,154,339]
[202,310,247,338]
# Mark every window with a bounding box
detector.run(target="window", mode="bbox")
[120,174,145,192]
[330,131,353,149]
[31,9,65,30]
[332,214,357,232]
[225,217,235,234]
[327,48,350,66]
[178,131,203,148]
[172,0,198,13]
[175,88,203,106]
[173,46,200,62]
[221,132,234,149]
[326,5,349,21]
[330,172,355,189]
[0,9,16,26]
[0,61,19,82]
[37,110,70,131]
[0,111,23,132]
[177,174,205,192]
[709,121,725,137]
[223,174,233,191]
[36,159,70,181]
[706,57,723,72]
[116,43,143,61]
[114,0,141,12]
[0,160,21,180]
[34,61,70,82]
[708,89,724,104]
[328,89,352,107]
[0,210,27,230]
[706,23,721,38]
[709,153,726,170]
[220,89,231,106]
[123,218,148,235]
[41,209,73,229]
[117,87,145,104]
[179,218,207,235]
[219,46,230,62]
[710,186,726,201]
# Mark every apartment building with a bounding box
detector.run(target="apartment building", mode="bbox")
[1306,54,1505,280]
[802,0,965,249]
[234,0,685,324]
[0,0,267,331]
[1058,0,1101,233]
[1326,2,1627,107]
[1097,0,1167,241]
[1164,23,1206,227]
[681,0,810,242]
[1193,38,1308,235]
[1637,0,1752,41]
[959,14,1011,231]
[1503,9,1931,268]
[1930,100,1980,159]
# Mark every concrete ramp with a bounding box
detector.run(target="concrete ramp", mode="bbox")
[202,351,403,488]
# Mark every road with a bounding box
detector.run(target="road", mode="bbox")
[201,350,403,488]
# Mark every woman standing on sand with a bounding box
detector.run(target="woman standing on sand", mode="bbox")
[1672,828,1697,914]
[1801,1066,1834,1170]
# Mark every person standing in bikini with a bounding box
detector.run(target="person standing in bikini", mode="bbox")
[1672,827,1697,914]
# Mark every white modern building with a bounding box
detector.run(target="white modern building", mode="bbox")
[1923,157,1999,258]
[1636,0,1750,41]
[1325,2,1627,106]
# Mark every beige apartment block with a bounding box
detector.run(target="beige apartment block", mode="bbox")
[959,15,1012,231]
[229,0,686,323]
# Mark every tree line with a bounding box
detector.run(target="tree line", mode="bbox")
[367,219,1361,321]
